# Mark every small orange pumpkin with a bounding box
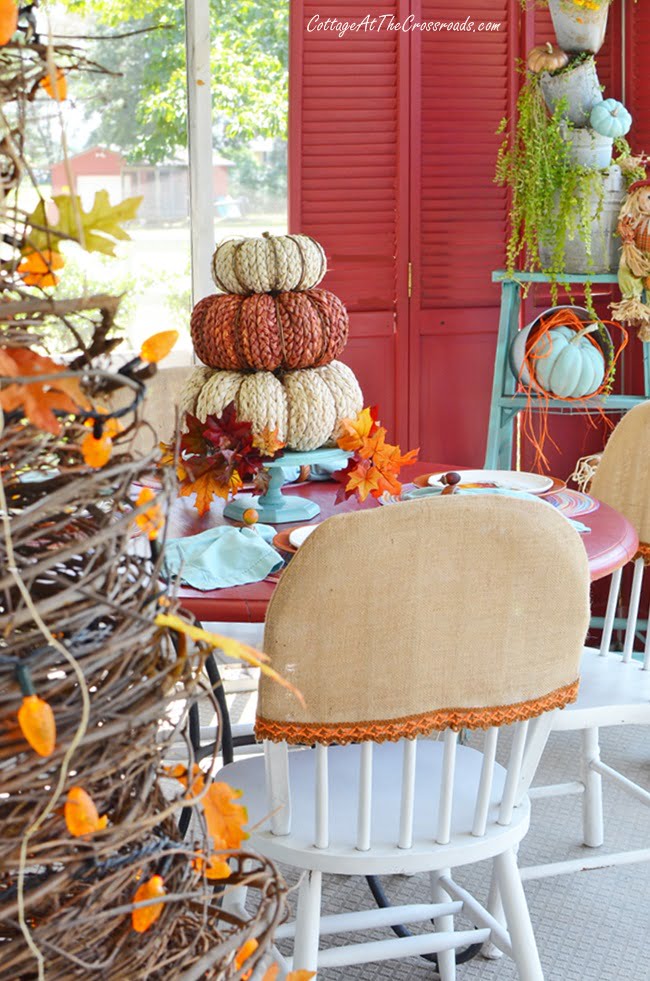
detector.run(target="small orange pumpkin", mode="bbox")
[526,42,569,75]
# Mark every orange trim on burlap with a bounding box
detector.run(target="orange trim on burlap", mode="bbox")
[634,542,650,566]
[255,679,580,746]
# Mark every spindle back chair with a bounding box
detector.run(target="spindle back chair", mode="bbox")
[219,496,590,979]
[527,399,650,875]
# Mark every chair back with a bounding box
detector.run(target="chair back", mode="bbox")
[590,401,650,663]
[590,399,650,551]
[256,496,590,848]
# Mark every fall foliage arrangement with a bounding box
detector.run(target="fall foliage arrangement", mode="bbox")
[0,10,293,979]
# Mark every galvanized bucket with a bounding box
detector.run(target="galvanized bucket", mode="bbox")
[548,0,610,54]
[539,57,603,126]
[539,165,624,274]
[564,125,613,170]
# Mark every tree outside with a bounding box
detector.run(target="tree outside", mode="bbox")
[30,0,289,355]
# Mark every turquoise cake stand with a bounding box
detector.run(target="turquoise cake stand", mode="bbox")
[223,448,350,524]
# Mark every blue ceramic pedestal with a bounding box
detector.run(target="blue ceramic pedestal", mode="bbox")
[223,448,350,524]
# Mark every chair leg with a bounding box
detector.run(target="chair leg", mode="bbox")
[430,869,456,981]
[221,858,250,920]
[582,727,604,848]
[481,862,505,960]
[293,870,322,974]
[495,849,544,981]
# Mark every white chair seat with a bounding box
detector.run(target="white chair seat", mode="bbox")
[554,647,650,730]
[218,739,530,876]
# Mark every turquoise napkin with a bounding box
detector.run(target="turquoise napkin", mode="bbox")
[163,523,283,590]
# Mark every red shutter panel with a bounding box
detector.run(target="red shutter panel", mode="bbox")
[409,0,515,464]
[289,0,409,442]
[627,1,650,154]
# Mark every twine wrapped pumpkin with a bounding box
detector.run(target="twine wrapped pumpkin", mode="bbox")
[212,232,327,294]
[181,360,363,451]
[191,288,349,372]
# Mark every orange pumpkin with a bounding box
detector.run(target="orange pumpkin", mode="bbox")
[190,289,349,372]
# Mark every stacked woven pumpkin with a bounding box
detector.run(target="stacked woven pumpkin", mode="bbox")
[180,232,364,451]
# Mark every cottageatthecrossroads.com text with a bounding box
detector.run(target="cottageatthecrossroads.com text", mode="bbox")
[306,14,502,36]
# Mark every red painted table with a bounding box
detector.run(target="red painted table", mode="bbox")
[168,463,640,623]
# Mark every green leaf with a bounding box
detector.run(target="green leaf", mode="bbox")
[26,191,143,256]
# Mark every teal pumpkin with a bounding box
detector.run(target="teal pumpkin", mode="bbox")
[530,324,605,398]
[590,99,632,139]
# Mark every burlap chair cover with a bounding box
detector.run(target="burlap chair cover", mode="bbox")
[256,496,590,745]
[590,400,650,561]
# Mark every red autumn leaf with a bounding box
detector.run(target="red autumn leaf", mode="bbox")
[0,347,88,435]
[180,413,211,457]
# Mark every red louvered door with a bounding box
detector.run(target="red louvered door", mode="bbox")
[409,0,517,463]
[289,0,410,444]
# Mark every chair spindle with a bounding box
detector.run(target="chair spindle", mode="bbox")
[398,738,417,849]
[315,743,329,849]
[265,740,291,835]
[436,730,458,845]
[622,557,644,663]
[356,742,373,851]
[472,727,498,837]
[498,721,529,826]
[599,565,623,656]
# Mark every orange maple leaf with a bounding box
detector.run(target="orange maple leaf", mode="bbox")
[337,406,378,452]
[345,460,381,502]
[178,468,242,516]
[252,425,285,457]
[17,249,65,287]
[0,347,88,434]
[192,852,231,880]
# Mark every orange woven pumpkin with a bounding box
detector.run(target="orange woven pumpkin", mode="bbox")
[190,289,349,372]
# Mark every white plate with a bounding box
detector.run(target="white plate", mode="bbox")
[288,525,319,548]
[427,469,553,495]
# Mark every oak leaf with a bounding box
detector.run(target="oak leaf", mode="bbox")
[26,190,142,257]
[0,347,88,435]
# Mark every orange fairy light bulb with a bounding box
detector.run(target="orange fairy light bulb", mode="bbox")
[131,874,166,933]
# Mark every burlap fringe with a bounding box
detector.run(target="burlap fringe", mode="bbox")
[635,542,650,566]
[255,679,580,746]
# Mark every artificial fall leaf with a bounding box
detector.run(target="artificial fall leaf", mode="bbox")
[193,852,231,880]
[140,330,179,364]
[345,460,382,502]
[134,487,164,540]
[374,441,420,472]
[0,346,88,435]
[64,787,108,837]
[203,783,249,850]
[18,694,56,757]
[132,875,165,933]
[81,432,112,469]
[178,468,242,516]
[17,249,65,287]
[0,0,17,45]
[154,614,305,705]
[336,406,379,452]
[179,413,211,457]
[252,425,285,457]
[164,762,205,799]
[40,67,67,101]
[26,190,142,258]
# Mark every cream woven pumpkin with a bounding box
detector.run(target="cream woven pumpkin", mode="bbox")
[181,360,363,452]
[211,232,327,295]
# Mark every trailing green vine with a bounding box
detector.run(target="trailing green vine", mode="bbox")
[495,73,612,313]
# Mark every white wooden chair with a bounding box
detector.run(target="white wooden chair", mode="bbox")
[217,496,590,979]
[526,399,650,876]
